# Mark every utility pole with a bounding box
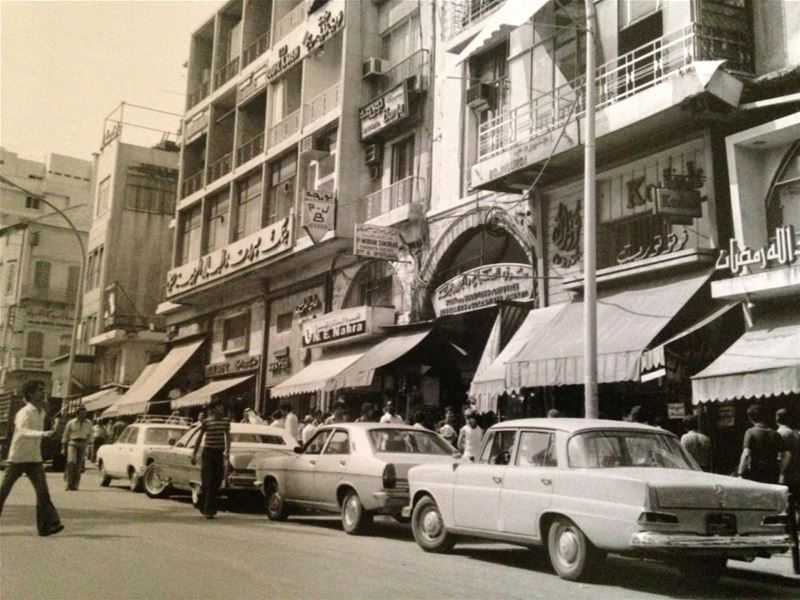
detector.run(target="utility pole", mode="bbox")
[583,0,598,418]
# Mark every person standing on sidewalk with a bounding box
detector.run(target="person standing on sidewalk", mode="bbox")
[0,380,64,536]
[62,406,93,491]
[281,401,300,441]
[680,414,712,471]
[191,398,230,519]
[458,410,484,462]
[737,404,789,484]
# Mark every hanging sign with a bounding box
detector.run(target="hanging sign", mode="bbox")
[301,190,336,243]
[353,223,402,261]
[715,226,799,275]
[432,263,534,317]
[652,187,703,222]
[359,82,409,140]
[301,306,394,348]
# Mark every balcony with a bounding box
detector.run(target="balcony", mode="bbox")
[302,82,340,127]
[182,169,205,198]
[357,176,426,224]
[214,57,240,90]
[103,313,166,333]
[20,285,77,304]
[207,153,233,184]
[448,0,505,39]
[242,32,269,67]
[268,109,301,149]
[237,133,264,166]
[381,49,430,93]
[188,81,210,109]
[478,24,743,162]
[274,2,306,44]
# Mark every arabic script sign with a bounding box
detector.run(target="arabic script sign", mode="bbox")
[432,263,534,317]
[301,306,394,348]
[359,82,409,140]
[166,214,293,297]
[301,190,336,244]
[715,226,799,275]
[354,223,402,261]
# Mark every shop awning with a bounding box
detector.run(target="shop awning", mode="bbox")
[455,0,547,64]
[171,375,254,410]
[81,387,126,413]
[506,270,711,387]
[472,304,566,407]
[101,363,159,419]
[691,312,800,404]
[106,340,203,417]
[271,349,366,399]
[327,329,432,391]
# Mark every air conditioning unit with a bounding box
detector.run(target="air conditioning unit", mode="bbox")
[466,83,493,110]
[362,57,386,81]
[369,165,381,181]
[364,143,382,166]
[299,134,330,160]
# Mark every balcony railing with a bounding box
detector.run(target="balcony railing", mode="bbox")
[302,82,340,127]
[236,132,264,166]
[104,314,166,332]
[478,25,722,161]
[380,49,430,92]
[449,0,505,39]
[187,80,210,109]
[182,169,205,198]
[207,153,233,183]
[268,109,301,148]
[274,2,306,44]
[214,56,240,90]
[20,286,76,304]
[357,176,426,223]
[242,32,270,67]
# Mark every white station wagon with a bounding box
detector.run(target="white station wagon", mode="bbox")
[405,418,791,583]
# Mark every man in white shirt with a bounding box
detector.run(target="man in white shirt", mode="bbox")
[458,410,484,462]
[280,400,300,441]
[379,400,404,424]
[0,380,63,536]
[301,415,318,445]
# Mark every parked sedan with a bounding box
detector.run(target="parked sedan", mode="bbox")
[96,417,190,492]
[406,418,791,583]
[142,422,296,504]
[250,423,460,534]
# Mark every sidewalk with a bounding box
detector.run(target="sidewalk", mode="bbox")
[728,551,800,581]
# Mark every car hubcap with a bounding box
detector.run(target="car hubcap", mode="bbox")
[148,469,163,490]
[344,497,358,526]
[421,508,443,540]
[558,528,579,565]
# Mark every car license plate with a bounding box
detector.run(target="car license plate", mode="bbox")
[706,513,737,536]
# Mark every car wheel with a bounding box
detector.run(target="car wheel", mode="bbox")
[341,490,373,535]
[547,517,603,581]
[675,557,727,583]
[143,463,170,499]
[411,496,455,553]
[98,462,111,487]
[264,482,289,521]
[128,469,143,493]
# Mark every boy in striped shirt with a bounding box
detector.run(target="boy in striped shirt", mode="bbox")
[191,398,230,519]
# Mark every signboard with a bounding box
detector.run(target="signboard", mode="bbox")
[715,226,799,275]
[359,82,409,140]
[652,187,702,222]
[301,306,394,348]
[301,190,336,244]
[205,354,260,378]
[432,263,535,317]
[354,223,402,261]
[238,65,268,105]
[166,213,293,297]
[667,403,686,419]
[267,45,302,82]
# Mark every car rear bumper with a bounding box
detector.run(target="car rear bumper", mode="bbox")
[227,476,258,489]
[372,489,410,512]
[630,531,792,553]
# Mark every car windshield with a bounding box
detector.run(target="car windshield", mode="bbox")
[368,429,454,455]
[568,430,697,470]
[144,428,187,445]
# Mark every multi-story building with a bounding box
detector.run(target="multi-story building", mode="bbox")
[0,148,93,397]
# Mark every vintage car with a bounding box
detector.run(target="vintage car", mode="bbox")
[250,423,460,534]
[96,416,191,492]
[142,421,296,505]
[405,418,791,582]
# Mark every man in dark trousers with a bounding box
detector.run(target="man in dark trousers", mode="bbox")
[737,404,790,484]
[0,380,64,536]
[191,398,230,519]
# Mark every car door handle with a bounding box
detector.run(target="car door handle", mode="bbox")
[492,476,503,484]
[339,460,346,466]
[541,478,552,486]
[309,460,316,465]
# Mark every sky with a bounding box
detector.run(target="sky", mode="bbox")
[1,0,218,163]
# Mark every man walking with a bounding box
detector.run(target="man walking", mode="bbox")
[62,405,93,490]
[737,404,789,484]
[0,380,64,536]
[458,410,484,462]
[281,400,299,441]
[680,414,712,471]
[379,400,403,424]
[191,398,230,519]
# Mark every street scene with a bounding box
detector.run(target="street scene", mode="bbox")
[1,0,800,598]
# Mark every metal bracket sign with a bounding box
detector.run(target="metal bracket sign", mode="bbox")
[302,190,336,244]
[353,223,402,261]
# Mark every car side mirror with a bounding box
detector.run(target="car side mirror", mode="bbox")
[168,438,177,446]
[293,445,303,454]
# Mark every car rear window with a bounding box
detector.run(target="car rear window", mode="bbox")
[568,430,696,470]
[231,433,286,445]
[144,428,187,446]
[368,429,453,455]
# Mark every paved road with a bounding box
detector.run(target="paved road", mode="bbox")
[1,469,797,599]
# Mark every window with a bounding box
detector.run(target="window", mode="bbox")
[58,334,71,357]
[85,247,104,290]
[179,205,202,265]
[66,265,80,300]
[223,312,249,353]
[323,430,350,455]
[145,428,189,446]
[516,431,557,467]
[368,429,454,455]
[276,311,293,333]
[265,153,296,226]
[304,430,332,454]
[766,143,800,234]
[234,171,262,240]
[479,429,517,465]
[204,192,230,253]
[25,196,40,209]
[357,262,393,308]
[33,261,51,291]
[26,331,44,358]
[96,176,111,215]
[124,165,178,215]
[5,263,15,294]
[382,12,421,69]
[568,431,695,470]
[470,41,509,119]
[391,136,415,184]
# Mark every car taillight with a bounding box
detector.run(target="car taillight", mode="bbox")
[383,464,397,489]
[638,511,679,524]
